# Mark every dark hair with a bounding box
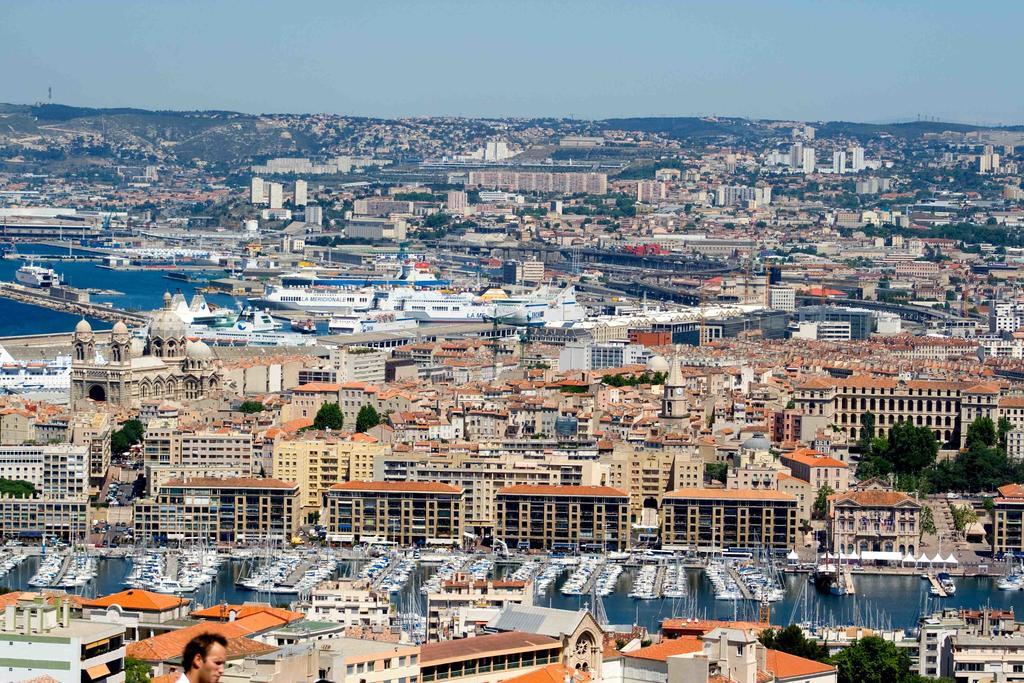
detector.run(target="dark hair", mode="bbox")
[183,632,228,671]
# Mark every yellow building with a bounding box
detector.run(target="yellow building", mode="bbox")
[273,434,386,511]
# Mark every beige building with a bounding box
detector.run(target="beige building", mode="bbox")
[779,448,850,493]
[991,483,1024,555]
[604,445,700,525]
[427,577,534,642]
[69,411,113,484]
[291,382,341,420]
[0,496,89,541]
[377,450,603,533]
[134,477,300,545]
[662,488,798,550]
[830,489,922,558]
[300,579,392,629]
[273,435,385,511]
[324,481,465,546]
[495,484,631,552]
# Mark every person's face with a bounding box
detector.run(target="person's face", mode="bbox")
[192,643,227,683]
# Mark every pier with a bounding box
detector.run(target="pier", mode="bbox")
[842,567,856,595]
[726,565,755,600]
[0,282,148,325]
[927,574,948,597]
[279,560,313,590]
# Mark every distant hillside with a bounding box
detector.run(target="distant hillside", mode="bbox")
[599,116,771,140]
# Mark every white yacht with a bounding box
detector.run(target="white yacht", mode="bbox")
[15,263,61,288]
[169,292,237,327]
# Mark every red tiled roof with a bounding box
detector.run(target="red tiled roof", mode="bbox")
[832,489,920,507]
[81,589,189,612]
[664,488,796,502]
[497,484,629,498]
[127,623,277,663]
[765,649,836,680]
[330,480,463,494]
[622,636,703,662]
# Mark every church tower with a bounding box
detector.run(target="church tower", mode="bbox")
[660,352,687,425]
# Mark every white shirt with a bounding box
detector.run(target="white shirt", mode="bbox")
[176,674,190,683]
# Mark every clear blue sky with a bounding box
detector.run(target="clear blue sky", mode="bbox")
[2,0,1020,124]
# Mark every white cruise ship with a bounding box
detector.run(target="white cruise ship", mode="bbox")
[379,284,587,325]
[15,263,61,288]
[169,292,237,327]
[253,286,378,312]
[0,344,71,394]
[328,312,419,335]
[187,309,316,346]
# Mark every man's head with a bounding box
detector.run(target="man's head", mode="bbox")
[182,632,228,683]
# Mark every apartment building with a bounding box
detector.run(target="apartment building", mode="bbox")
[830,489,922,558]
[134,477,300,546]
[376,450,602,532]
[291,382,342,420]
[495,484,631,552]
[779,448,850,493]
[324,481,465,546]
[992,483,1024,555]
[661,488,798,550]
[331,346,388,384]
[604,445,702,525]
[0,496,89,541]
[793,375,1003,445]
[272,435,384,511]
[301,580,392,629]
[427,577,534,641]
[467,170,608,195]
[0,444,88,497]
[946,633,1024,683]
[0,596,127,683]
[69,411,113,483]
[318,637,421,683]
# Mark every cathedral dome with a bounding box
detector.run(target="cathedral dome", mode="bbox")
[130,338,145,358]
[75,318,92,334]
[741,433,771,452]
[111,320,129,336]
[148,309,187,340]
[646,355,670,373]
[186,340,213,360]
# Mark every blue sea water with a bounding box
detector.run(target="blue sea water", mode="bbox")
[5,556,1024,631]
[0,244,237,337]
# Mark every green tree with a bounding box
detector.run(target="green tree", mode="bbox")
[829,636,913,683]
[919,505,936,541]
[758,625,829,662]
[813,484,834,521]
[124,656,153,683]
[966,416,997,451]
[239,400,266,414]
[0,478,36,498]
[950,503,978,540]
[313,402,344,431]
[998,417,1012,453]
[356,404,381,433]
[883,421,938,474]
[858,412,876,451]
[705,462,728,484]
[112,419,145,455]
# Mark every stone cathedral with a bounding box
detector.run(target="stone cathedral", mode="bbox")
[71,292,221,409]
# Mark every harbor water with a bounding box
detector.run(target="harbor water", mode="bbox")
[6,555,1024,632]
[0,244,236,336]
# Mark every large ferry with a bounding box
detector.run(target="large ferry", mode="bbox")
[379,284,587,325]
[0,344,71,395]
[328,312,419,335]
[281,261,448,289]
[255,286,378,312]
[15,263,61,288]
[187,309,315,347]
[169,292,237,327]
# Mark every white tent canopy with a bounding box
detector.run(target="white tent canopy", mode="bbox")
[917,553,932,564]
[944,554,958,565]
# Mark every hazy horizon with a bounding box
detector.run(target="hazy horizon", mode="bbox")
[3,0,1022,125]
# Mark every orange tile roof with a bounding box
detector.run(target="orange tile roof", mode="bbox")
[81,589,189,612]
[282,417,314,432]
[664,488,796,502]
[765,649,836,680]
[330,480,463,494]
[782,451,848,469]
[622,636,703,662]
[832,489,920,507]
[190,603,304,625]
[661,618,769,635]
[127,623,277,663]
[998,483,1024,498]
[294,382,340,392]
[502,664,590,683]
[497,484,629,498]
